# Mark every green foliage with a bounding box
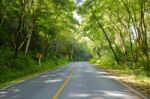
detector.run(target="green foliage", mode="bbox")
[0,48,14,72]
[0,53,67,84]
[0,0,93,87]
[79,0,150,72]
[90,54,117,68]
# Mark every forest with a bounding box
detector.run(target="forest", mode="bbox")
[78,0,150,96]
[0,0,150,97]
[79,0,150,72]
[0,0,91,85]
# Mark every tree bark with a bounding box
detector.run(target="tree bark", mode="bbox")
[92,12,120,64]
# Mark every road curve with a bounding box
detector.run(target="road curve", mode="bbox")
[0,62,145,99]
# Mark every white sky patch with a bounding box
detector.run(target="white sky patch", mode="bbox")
[75,0,85,6]
[130,26,138,40]
[73,11,82,23]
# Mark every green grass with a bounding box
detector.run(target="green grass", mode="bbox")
[0,57,68,89]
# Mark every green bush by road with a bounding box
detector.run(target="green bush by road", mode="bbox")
[0,49,67,86]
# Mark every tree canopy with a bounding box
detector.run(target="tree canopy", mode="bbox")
[77,0,150,73]
[0,0,150,84]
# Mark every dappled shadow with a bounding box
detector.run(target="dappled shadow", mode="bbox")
[0,68,69,99]
[67,90,139,99]
[69,92,91,98]
[40,75,49,78]
[120,79,150,98]
[0,91,8,94]
[62,64,141,99]
[0,87,22,99]
[50,74,57,77]
[44,79,62,83]
[0,91,8,98]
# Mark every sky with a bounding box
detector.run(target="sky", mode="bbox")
[75,0,85,5]
[73,11,81,23]
[73,0,85,23]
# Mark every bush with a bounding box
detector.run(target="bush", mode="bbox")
[90,57,98,63]
[0,48,14,73]
[0,51,67,84]
[10,54,36,70]
[90,55,117,67]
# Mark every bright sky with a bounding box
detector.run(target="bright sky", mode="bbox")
[75,0,85,5]
[73,0,85,24]
[73,11,81,23]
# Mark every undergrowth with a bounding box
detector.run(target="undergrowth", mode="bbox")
[0,49,68,86]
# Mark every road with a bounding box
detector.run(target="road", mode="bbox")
[0,62,145,99]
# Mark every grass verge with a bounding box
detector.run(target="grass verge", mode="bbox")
[0,58,68,89]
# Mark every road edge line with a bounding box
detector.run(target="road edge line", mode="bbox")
[93,64,148,99]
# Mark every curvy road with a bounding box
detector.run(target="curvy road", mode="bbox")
[0,62,146,99]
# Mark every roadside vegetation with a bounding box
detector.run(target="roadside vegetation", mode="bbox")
[90,57,150,98]
[78,0,150,98]
[1,0,150,97]
[0,56,67,88]
[0,0,91,87]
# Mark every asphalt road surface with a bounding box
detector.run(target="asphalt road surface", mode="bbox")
[0,62,145,99]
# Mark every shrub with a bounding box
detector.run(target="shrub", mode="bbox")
[0,48,14,73]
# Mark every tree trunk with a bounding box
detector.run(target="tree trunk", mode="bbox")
[92,12,120,64]
[25,32,32,55]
